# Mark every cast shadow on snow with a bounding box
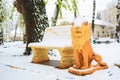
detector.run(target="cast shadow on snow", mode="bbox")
[32,60,60,68]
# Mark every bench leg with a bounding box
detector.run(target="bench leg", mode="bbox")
[31,47,49,63]
[57,47,74,69]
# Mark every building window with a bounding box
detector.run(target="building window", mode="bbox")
[97,32,99,37]
[102,26,104,29]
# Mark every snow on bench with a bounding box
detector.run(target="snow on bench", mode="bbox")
[28,26,74,69]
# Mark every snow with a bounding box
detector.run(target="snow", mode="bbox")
[0,41,120,80]
[73,16,88,27]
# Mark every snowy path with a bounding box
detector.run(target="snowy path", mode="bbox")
[0,41,120,80]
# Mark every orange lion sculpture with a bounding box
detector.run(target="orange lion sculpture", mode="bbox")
[68,21,108,75]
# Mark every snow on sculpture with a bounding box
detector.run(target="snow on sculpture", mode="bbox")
[68,17,108,75]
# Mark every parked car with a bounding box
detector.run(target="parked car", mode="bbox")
[95,37,112,44]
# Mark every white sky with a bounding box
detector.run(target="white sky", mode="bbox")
[96,0,117,11]
[6,0,117,23]
[6,0,116,17]
[77,0,116,15]
[46,0,117,21]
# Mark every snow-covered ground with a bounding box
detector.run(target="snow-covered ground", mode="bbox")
[0,41,120,80]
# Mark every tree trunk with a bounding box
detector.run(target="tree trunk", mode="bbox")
[14,0,49,55]
[51,2,59,26]
[13,24,18,42]
[91,0,96,37]
[74,10,77,18]
[0,0,4,44]
[116,0,120,41]
[0,27,3,44]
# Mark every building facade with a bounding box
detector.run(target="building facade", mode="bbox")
[92,20,116,39]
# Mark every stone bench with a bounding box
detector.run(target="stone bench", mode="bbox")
[28,26,74,69]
